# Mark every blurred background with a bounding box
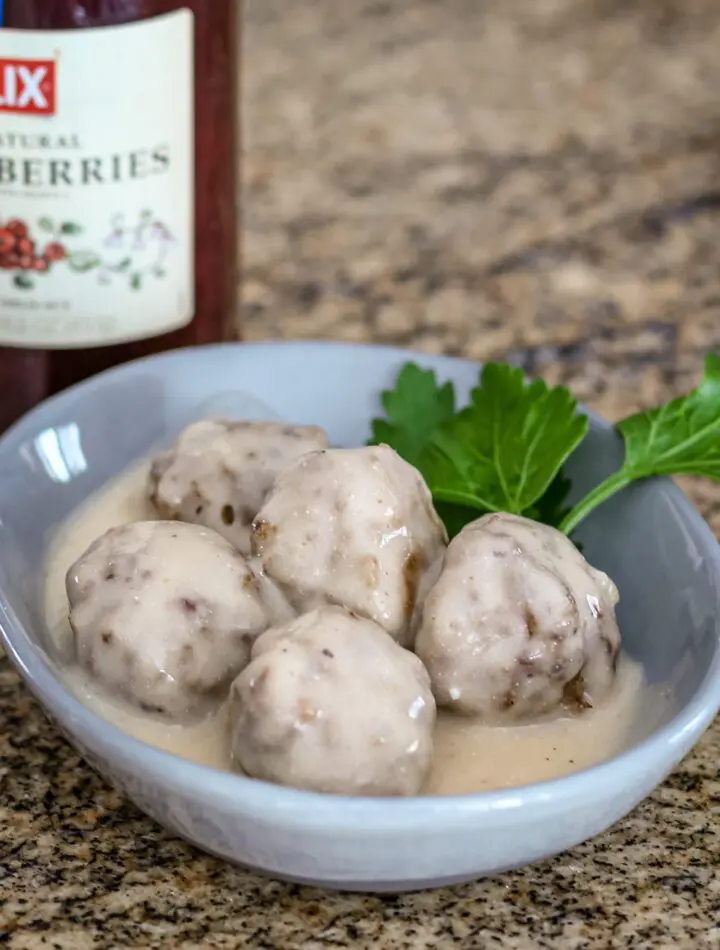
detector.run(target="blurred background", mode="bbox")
[243,0,720,430]
[243,0,720,530]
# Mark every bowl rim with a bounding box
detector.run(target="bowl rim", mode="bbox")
[1,339,719,833]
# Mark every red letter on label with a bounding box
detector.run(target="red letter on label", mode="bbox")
[0,59,56,115]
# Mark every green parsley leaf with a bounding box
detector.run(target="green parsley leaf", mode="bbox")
[560,353,720,534]
[524,468,573,526]
[420,363,589,516]
[620,352,720,479]
[370,362,455,467]
[371,354,720,540]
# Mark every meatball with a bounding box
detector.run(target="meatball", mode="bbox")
[148,419,328,554]
[414,513,621,720]
[66,520,282,719]
[228,607,436,796]
[251,445,447,645]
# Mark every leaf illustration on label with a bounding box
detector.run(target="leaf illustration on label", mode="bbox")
[38,217,55,233]
[130,273,142,291]
[68,251,101,273]
[60,222,84,236]
[13,273,34,290]
[104,257,132,274]
[153,266,167,278]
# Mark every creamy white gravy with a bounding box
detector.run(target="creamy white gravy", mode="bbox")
[44,463,654,796]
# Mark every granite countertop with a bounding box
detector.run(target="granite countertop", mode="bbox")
[2,0,720,946]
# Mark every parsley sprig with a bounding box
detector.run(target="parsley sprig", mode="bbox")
[370,354,720,537]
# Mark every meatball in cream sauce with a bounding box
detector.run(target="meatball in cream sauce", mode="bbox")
[66,520,282,720]
[251,444,447,645]
[414,513,621,720]
[149,419,327,555]
[229,607,436,796]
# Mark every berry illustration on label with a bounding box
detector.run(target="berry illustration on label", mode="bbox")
[0,210,175,292]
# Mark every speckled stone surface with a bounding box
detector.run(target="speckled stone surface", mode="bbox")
[2,0,720,946]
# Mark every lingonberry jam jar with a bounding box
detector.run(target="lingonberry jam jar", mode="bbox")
[0,1,239,431]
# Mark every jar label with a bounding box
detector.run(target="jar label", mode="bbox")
[0,11,194,348]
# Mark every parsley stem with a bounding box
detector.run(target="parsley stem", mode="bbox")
[559,469,633,536]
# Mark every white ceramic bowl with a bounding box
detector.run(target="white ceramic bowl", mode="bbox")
[1,341,719,892]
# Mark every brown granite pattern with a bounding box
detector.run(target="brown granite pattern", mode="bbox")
[2,0,720,945]
[0,664,718,949]
[244,0,720,425]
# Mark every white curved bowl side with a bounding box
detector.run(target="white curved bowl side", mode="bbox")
[1,342,719,892]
